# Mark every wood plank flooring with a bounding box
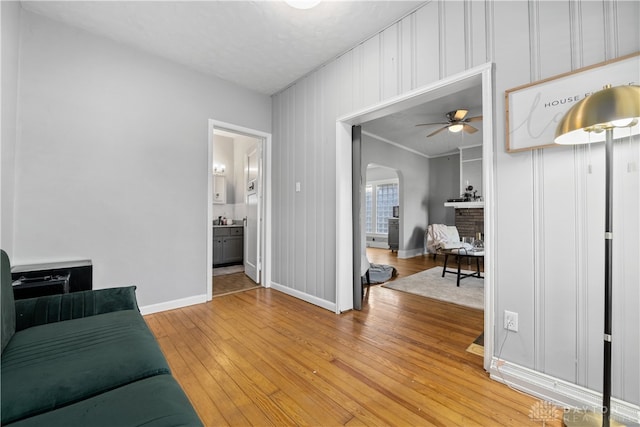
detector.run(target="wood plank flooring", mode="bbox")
[213,271,260,297]
[146,250,560,426]
[366,247,446,282]
[366,247,483,280]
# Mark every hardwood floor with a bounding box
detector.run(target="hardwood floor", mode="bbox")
[211,247,477,299]
[145,251,560,426]
[366,247,445,279]
[213,271,260,297]
[366,247,483,280]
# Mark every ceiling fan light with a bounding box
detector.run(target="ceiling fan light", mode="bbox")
[448,124,464,133]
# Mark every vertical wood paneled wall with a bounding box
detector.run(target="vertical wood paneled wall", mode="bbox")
[272,0,639,405]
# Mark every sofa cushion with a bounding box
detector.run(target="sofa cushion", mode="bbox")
[1,249,16,353]
[1,310,170,424]
[6,375,203,427]
[14,286,139,331]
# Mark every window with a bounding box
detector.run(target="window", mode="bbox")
[365,180,399,234]
[365,185,373,233]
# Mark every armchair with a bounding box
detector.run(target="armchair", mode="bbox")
[426,224,469,258]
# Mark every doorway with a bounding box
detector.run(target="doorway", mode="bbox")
[335,63,495,371]
[208,119,272,300]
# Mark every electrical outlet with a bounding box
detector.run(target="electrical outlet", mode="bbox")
[504,310,519,332]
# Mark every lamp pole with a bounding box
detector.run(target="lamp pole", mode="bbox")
[602,128,613,427]
[555,84,640,427]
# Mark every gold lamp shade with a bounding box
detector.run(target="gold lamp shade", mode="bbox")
[554,84,640,145]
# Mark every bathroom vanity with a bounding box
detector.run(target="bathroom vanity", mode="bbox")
[213,225,243,266]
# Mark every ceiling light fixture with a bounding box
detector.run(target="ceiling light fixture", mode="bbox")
[417,110,482,137]
[284,0,322,10]
[448,124,464,133]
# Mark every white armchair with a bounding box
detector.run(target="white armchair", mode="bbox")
[426,224,466,256]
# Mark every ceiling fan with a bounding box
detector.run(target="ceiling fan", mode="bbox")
[416,109,482,137]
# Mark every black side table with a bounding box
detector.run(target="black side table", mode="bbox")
[11,259,92,299]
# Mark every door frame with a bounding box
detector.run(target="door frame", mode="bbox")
[207,119,272,300]
[335,63,495,371]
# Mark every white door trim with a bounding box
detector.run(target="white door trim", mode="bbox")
[207,119,272,300]
[334,63,495,371]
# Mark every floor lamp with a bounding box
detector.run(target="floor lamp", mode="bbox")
[554,84,640,427]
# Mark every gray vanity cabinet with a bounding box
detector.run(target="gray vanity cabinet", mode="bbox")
[213,226,244,266]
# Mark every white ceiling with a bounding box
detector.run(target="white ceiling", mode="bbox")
[21,0,483,157]
[21,0,425,95]
[362,84,483,157]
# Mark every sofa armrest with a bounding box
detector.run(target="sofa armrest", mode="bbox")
[15,286,139,332]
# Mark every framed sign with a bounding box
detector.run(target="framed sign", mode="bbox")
[505,52,639,153]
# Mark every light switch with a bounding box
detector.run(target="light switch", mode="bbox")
[295,182,301,192]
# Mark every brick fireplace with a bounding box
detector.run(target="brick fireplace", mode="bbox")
[454,208,484,239]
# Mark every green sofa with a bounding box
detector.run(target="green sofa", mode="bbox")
[1,250,203,426]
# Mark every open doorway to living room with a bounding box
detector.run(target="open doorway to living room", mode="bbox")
[359,101,485,311]
[336,63,494,371]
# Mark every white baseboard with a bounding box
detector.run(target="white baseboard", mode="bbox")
[366,241,389,249]
[140,294,208,315]
[269,281,336,313]
[398,248,425,259]
[490,358,640,425]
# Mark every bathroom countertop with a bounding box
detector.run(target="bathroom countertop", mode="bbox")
[212,223,243,228]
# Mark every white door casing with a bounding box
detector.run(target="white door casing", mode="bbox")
[208,119,271,300]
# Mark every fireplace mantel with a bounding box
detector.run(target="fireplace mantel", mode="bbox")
[444,201,484,209]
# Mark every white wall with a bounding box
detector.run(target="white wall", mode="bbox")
[1,1,21,258]
[362,134,430,256]
[9,10,271,308]
[271,75,337,307]
[272,0,639,410]
[366,165,397,182]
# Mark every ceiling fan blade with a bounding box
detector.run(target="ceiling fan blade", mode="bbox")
[462,124,478,134]
[466,115,483,122]
[427,126,449,137]
[453,109,468,121]
[416,122,448,127]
